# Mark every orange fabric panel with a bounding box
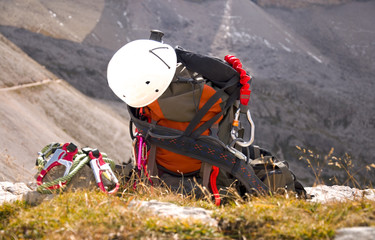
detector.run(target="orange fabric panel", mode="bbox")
[144,84,223,174]
[155,148,202,174]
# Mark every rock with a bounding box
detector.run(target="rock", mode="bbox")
[0,181,34,203]
[305,185,375,203]
[22,191,54,206]
[335,227,375,240]
[128,200,218,227]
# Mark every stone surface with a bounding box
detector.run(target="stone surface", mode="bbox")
[335,227,375,240]
[0,181,34,203]
[128,199,217,227]
[305,185,375,203]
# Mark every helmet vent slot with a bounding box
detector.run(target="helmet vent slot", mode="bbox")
[149,47,170,69]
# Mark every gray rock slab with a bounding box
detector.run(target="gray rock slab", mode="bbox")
[335,227,375,240]
[0,181,34,203]
[128,199,218,227]
[305,185,375,203]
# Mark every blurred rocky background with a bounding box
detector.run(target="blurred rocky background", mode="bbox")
[0,0,374,187]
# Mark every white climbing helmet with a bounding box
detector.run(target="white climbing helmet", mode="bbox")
[107,39,177,108]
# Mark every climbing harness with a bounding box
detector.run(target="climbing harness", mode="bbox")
[36,142,120,194]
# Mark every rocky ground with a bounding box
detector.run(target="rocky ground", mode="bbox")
[1,181,374,239]
[2,181,375,206]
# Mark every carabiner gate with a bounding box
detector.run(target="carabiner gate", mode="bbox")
[230,108,255,148]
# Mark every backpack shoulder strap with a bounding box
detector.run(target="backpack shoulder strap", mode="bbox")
[175,47,242,138]
[175,47,239,89]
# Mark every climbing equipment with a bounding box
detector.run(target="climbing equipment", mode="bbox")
[136,135,147,172]
[117,31,268,205]
[131,133,153,188]
[36,142,119,194]
[107,39,177,108]
[88,149,120,194]
[36,142,78,190]
[111,31,308,205]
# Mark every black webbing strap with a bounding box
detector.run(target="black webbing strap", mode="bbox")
[191,86,240,138]
[128,106,269,194]
[183,75,240,137]
[150,134,269,194]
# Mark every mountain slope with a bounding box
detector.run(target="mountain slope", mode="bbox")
[0,0,104,42]
[0,0,373,185]
[0,32,131,182]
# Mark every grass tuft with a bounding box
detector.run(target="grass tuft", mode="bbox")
[296,146,375,188]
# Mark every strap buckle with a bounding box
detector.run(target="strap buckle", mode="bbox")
[89,150,120,194]
[36,142,78,188]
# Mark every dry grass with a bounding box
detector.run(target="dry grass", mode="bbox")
[1,149,375,239]
[297,146,375,188]
[1,184,375,239]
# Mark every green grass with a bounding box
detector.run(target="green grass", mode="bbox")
[1,187,375,240]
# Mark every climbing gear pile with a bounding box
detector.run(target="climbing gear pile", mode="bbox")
[36,142,119,194]
[123,31,308,205]
[127,48,269,203]
[107,30,308,205]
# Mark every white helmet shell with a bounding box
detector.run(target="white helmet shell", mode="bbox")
[107,39,177,108]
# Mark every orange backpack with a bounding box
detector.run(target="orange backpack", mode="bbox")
[128,32,308,204]
[128,46,268,199]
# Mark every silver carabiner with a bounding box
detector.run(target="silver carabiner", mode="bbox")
[227,145,247,161]
[230,108,255,148]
